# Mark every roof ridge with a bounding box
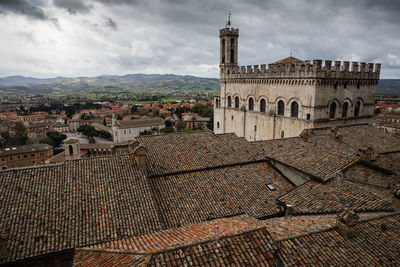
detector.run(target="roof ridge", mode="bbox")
[77,225,270,256]
[148,159,267,178]
[136,130,210,138]
[276,212,400,242]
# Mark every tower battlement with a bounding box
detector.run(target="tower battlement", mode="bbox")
[223,60,381,80]
[219,28,239,36]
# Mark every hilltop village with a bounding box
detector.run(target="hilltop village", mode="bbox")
[0,26,400,266]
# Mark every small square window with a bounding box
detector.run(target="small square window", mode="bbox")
[266,184,276,191]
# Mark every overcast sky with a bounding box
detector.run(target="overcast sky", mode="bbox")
[0,0,399,79]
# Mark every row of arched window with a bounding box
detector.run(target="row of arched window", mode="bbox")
[329,101,361,119]
[226,95,363,119]
[227,96,300,117]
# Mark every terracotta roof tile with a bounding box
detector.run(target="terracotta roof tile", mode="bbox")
[256,135,358,181]
[150,162,294,228]
[73,214,400,267]
[0,155,163,264]
[137,131,262,177]
[279,179,394,215]
[276,214,400,266]
[263,212,396,240]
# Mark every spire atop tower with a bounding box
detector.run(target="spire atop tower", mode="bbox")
[225,11,231,28]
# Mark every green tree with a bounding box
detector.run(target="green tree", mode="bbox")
[39,137,56,147]
[139,129,153,136]
[160,126,175,134]
[165,120,173,127]
[9,122,29,146]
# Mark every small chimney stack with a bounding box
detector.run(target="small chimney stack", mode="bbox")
[284,203,293,217]
[330,126,341,140]
[358,145,374,161]
[133,145,148,171]
[336,209,359,238]
[392,183,400,199]
[128,139,140,152]
[300,129,311,142]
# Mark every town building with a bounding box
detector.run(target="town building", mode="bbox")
[214,24,381,141]
[182,112,210,131]
[111,114,165,143]
[0,143,53,169]
[373,114,400,134]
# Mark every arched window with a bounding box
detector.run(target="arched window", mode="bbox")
[291,101,299,118]
[217,122,220,128]
[227,96,232,108]
[248,98,254,111]
[221,39,225,63]
[354,101,361,117]
[277,100,285,116]
[342,102,348,118]
[329,102,336,119]
[69,145,73,155]
[235,96,239,109]
[230,38,235,63]
[260,99,266,113]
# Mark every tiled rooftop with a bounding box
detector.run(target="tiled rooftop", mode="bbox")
[256,135,358,181]
[279,179,394,215]
[263,212,396,240]
[137,131,261,177]
[276,214,400,266]
[76,215,263,254]
[74,214,400,267]
[0,155,163,264]
[374,152,400,175]
[328,124,400,153]
[150,162,294,228]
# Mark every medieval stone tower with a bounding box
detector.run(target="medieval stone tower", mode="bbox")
[214,22,381,141]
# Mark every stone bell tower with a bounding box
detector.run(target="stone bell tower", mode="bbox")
[219,12,239,76]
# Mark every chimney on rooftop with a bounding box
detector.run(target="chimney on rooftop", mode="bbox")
[128,139,140,152]
[358,145,374,161]
[330,126,341,140]
[284,203,293,217]
[300,129,311,142]
[133,145,148,171]
[336,209,359,238]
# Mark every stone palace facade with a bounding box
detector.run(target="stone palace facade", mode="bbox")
[214,26,381,141]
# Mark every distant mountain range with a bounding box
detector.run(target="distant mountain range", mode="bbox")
[0,74,220,95]
[376,79,400,93]
[0,74,399,94]
[0,75,66,87]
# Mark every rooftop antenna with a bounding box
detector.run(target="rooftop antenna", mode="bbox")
[226,11,231,28]
[290,51,293,57]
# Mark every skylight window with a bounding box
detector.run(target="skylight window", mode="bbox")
[266,184,276,191]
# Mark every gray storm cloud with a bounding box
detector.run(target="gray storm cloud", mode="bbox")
[0,0,399,78]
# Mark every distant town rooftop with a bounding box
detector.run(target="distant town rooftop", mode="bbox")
[0,143,52,157]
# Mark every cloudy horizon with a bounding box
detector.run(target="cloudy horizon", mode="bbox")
[0,0,399,79]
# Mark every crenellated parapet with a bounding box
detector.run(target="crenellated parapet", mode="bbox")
[223,60,381,81]
[219,28,239,37]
